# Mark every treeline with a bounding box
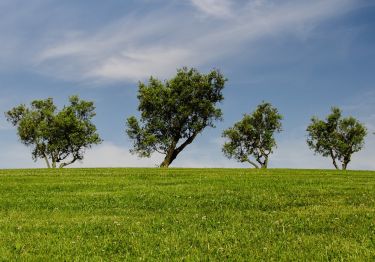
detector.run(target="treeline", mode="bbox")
[5,67,368,170]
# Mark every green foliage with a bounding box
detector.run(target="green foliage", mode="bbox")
[306,107,367,170]
[222,102,282,168]
[5,96,102,168]
[126,67,226,167]
[0,168,374,260]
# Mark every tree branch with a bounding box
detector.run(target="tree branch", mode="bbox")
[153,146,165,155]
[175,132,198,155]
[59,156,78,168]
[244,158,259,169]
[329,149,339,169]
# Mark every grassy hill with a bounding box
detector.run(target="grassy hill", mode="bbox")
[0,168,374,261]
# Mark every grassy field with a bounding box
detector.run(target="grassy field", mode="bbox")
[0,168,374,261]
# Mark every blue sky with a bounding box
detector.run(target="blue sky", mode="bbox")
[0,0,374,169]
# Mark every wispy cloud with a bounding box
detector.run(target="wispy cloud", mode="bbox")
[72,142,164,168]
[74,132,375,170]
[190,0,233,17]
[0,144,42,168]
[32,0,362,83]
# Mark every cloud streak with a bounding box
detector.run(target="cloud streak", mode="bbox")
[33,0,362,83]
[190,0,233,17]
[72,142,164,168]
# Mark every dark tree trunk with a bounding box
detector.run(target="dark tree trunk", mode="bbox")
[160,149,178,168]
[159,133,198,168]
[342,156,350,170]
[261,155,269,169]
[330,150,339,170]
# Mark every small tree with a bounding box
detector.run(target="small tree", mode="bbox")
[5,96,102,168]
[306,107,367,170]
[126,67,226,167]
[222,102,282,168]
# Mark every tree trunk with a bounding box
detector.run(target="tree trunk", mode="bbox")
[261,156,269,169]
[59,157,78,168]
[342,158,350,170]
[245,159,259,169]
[160,149,178,168]
[159,133,198,168]
[43,155,51,168]
[330,150,339,170]
[160,140,178,168]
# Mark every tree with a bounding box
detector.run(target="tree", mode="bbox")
[126,67,226,168]
[5,96,102,168]
[222,102,282,168]
[306,107,367,170]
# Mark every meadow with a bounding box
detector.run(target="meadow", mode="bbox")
[0,168,374,261]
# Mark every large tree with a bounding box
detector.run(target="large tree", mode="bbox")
[5,96,102,168]
[306,107,367,170]
[126,67,226,167]
[222,102,282,168]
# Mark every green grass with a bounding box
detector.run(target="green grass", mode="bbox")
[0,168,374,261]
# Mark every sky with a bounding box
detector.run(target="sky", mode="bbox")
[0,0,374,169]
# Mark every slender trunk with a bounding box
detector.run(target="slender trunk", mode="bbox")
[330,150,339,170]
[43,155,51,168]
[52,161,56,168]
[333,161,339,170]
[246,159,259,169]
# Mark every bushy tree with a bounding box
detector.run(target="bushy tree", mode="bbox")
[126,67,226,167]
[5,96,102,168]
[306,107,367,170]
[222,102,282,168]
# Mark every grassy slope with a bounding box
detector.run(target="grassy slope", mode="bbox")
[0,168,374,261]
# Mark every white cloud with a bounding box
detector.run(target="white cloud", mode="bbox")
[72,142,164,168]
[271,138,331,169]
[73,139,239,168]
[87,48,191,81]
[0,141,162,169]
[351,137,375,170]
[171,139,244,168]
[190,0,233,17]
[39,132,375,170]
[33,0,361,83]
[2,136,373,170]
[0,144,43,169]
[270,134,375,170]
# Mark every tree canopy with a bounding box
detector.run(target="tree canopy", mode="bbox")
[5,96,102,168]
[126,67,226,167]
[222,102,282,168]
[306,107,367,170]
